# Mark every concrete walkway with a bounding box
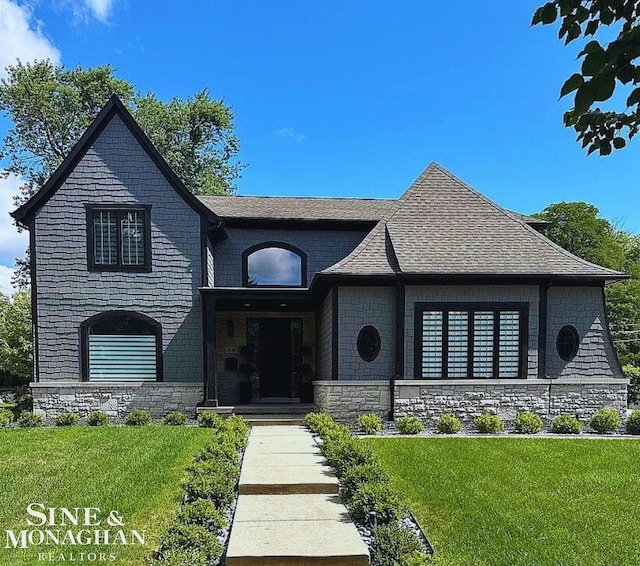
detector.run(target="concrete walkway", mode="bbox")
[226,425,370,566]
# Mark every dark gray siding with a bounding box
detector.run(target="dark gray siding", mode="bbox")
[34,114,203,383]
[316,289,333,380]
[212,228,367,287]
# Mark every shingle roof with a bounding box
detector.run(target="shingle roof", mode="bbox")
[320,163,624,279]
[198,195,394,222]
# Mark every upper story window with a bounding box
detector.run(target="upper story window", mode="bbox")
[242,242,307,287]
[87,206,151,271]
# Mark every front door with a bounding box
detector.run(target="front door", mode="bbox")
[247,318,302,399]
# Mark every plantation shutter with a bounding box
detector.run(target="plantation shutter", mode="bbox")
[89,335,156,380]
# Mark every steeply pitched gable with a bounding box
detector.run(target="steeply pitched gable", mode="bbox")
[321,163,625,280]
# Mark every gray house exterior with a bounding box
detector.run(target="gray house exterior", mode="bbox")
[12,96,629,424]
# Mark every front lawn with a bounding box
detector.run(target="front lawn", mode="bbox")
[0,426,212,565]
[365,438,640,566]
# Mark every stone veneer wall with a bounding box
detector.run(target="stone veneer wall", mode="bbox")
[394,379,628,426]
[314,381,390,422]
[31,382,203,422]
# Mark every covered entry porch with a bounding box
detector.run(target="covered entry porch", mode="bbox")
[201,288,318,407]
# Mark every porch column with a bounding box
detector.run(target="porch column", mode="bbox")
[204,298,218,406]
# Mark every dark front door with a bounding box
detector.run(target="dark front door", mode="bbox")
[257,318,292,398]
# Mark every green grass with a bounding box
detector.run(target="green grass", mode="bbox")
[365,438,640,566]
[0,426,212,565]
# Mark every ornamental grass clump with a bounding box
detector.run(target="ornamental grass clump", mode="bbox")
[473,413,504,433]
[162,411,188,426]
[124,408,152,426]
[358,413,383,435]
[54,412,79,427]
[589,408,621,433]
[551,415,583,434]
[17,411,44,428]
[436,413,461,434]
[625,410,640,435]
[514,412,543,434]
[86,411,110,426]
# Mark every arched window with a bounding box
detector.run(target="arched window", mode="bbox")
[242,242,307,287]
[80,312,162,381]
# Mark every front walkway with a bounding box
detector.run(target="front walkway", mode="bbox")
[226,425,369,565]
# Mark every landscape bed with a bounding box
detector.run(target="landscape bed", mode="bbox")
[365,437,640,566]
[0,426,212,565]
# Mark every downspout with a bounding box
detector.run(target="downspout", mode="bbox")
[391,274,404,421]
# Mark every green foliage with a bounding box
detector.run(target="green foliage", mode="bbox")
[195,438,241,467]
[348,482,408,526]
[86,411,110,426]
[304,412,336,435]
[371,524,424,566]
[607,281,640,368]
[397,416,425,435]
[196,411,223,429]
[625,410,640,434]
[184,459,239,507]
[320,434,376,477]
[436,413,462,434]
[176,499,227,533]
[0,290,32,384]
[357,413,383,434]
[514,412,543,434]
[124,409,152,426]
[532,1,640,156]
[220,415,250,447]
[157,523,222,564]
[16,411,44,428]
[162,411,188,426]
[339,462,391,502]
[0,408,13,427]
[589,408,622,433]
[551,415,583,434]
[474,413,505,433]
[153,547,209,566]
[54,412,79,427]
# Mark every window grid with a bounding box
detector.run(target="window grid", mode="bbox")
[418,305,525,379]
[90,207,149,270]
[93,211,117,265]
[121,211,145,266]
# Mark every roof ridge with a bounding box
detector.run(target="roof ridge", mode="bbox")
[431,163,622,276]
[198,194,395,202]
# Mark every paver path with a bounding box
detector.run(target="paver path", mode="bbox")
[226,425,370,566]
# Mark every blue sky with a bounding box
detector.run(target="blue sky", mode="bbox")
[0,0,639,293]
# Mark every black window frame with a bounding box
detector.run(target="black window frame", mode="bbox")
[357,325,381,362]
[414,302,529,379]
[79,310,163,382]
[241,241,307,287]
[86,204,152,272]
[556,325,580,361]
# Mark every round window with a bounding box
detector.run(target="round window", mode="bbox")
[357,325,381,362]
[556,325,579,361]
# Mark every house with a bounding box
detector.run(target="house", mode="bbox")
[11,96,629,424]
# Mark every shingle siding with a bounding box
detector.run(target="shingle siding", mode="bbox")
[316,289,333,380]
[35,113,203,384]
[213,228,367,287]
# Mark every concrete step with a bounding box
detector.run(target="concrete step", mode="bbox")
[197,403,317,415]
[226,494,369,566]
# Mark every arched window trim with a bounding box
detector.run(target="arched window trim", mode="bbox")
[241,241,308,287]
[80,311,163,382]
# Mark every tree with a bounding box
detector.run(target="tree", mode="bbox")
[532,1,640,155]
[534,201,625,270]
[0,290,32,385]
[0,60,243,288]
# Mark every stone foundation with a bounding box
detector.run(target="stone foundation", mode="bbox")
[394,379,629,427]
[314,380,390,422]
[31,382,204,422]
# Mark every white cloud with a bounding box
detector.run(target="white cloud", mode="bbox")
[84,0,114,22]
[276,127,305,143]
[0,0,61,78]
[0,264,15,296]
[0,173,28,264]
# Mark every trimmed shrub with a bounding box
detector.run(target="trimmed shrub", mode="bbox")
[197,411,223,429]
[220,415,250,447]
[162,411,188,426]
[177,499,227,533]
[195,438,241,466]
[17,412,44,428]
[339,462,391,502]
[54,412,79,427]
[86,411,110,426]
[158,523,222,564]
[436,413,461,434]
[348,482,407,526]
[626,410,640,435]
[551,415,583,434]
[357,413,383,435]
[371,524,423,566]
[589,408,622,433]
[514,412,542,434]
[623,364,640,405]
[0,408,14,427]
[304,412,335,436]
[320,435,376,477]
[124,409,152,426]
[398,416,425,435]
[474,413,504,433]
[155,547,209,566]
[185,460,239,508]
